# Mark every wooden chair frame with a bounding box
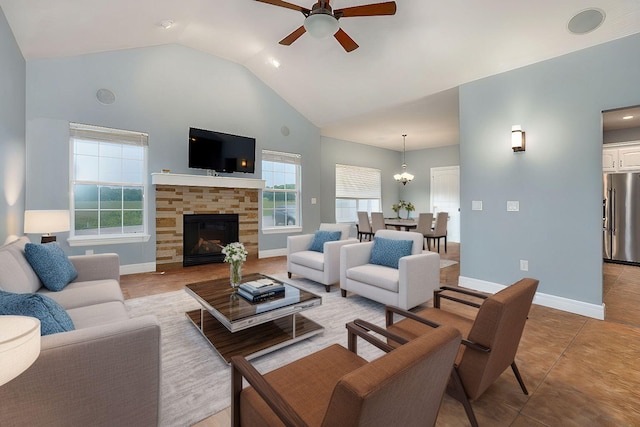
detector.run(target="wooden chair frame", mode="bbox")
[231,320,411,427]
[385,285,533,427]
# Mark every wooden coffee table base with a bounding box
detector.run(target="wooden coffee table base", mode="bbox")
[186,309,324,363]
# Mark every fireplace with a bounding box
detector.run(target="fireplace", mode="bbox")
[183,214,239,267]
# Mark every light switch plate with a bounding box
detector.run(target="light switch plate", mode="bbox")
[311,198,317,205]
[507,201,520,212]
[472,200,483,211]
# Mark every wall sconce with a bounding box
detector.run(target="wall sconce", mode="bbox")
[512,125,526,152]
[24,210,70,243]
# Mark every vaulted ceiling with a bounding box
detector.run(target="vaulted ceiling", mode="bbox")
[2,0,640,151]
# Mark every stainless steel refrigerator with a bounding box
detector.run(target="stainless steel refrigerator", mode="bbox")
[603,173,640,264]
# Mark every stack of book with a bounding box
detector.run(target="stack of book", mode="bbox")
[238,278,285,303]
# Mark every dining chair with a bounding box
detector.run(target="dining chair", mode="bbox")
[425,212,448,252]
[415,213,434,250]
[356,211,373,241]
[231,321,461,427]
[370,212,386,233]
[384,278,539,427]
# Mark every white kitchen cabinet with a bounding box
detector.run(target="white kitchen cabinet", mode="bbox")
[603,142,640,172]
[603,147,618,172]
[617,146,640,171]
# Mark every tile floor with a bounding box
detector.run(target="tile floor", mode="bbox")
[120,243,640,426]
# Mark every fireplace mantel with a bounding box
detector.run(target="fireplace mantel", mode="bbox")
[151,172,265,190]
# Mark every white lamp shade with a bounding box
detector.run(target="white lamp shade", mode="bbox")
[24,210,70,234]
[0,316,41,386]
[304,13,340,38]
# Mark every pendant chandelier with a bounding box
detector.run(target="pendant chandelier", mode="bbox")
[393,134,414,185]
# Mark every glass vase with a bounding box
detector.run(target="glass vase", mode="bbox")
[230,262,242,290]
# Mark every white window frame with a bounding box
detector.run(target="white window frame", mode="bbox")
[261,149,302,234]
[68,122,150,246]
[335,164,382,223]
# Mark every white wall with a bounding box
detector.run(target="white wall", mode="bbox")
[459,32,640,317]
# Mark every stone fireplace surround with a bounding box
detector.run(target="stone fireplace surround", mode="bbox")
[152,173,265,270]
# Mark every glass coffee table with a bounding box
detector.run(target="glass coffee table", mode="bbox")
[184,273,323,363]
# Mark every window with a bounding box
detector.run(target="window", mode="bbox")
[69,123,149,245]
[335,164,381,223]
[262,150,301,232]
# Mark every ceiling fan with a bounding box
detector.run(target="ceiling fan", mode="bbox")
[255,0,397,52]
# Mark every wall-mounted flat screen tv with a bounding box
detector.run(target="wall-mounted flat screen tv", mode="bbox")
[188,127,256,173]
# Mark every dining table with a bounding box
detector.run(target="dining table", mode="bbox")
[384,218,419,231]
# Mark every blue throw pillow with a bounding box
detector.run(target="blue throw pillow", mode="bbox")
[0,290,75,336]
[370,237,414,269]
[308,230,342,253]
[24,242,78,291]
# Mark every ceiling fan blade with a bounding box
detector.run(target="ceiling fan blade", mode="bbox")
[335,1,396,18]
[334,28,359,52]
[255,0,310,14]
[279,25,307,45]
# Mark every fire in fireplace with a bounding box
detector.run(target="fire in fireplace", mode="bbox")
[183,213,239,267]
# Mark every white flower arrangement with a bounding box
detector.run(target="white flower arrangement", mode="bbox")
[222,242,248,264]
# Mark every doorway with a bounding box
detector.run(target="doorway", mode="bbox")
[602,105,640,326]
[430,166,460,242]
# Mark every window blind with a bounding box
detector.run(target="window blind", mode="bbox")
[336,164,381,199]
[262,149,301,165]
[70,122,148,147]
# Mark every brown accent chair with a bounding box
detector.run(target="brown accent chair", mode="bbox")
[385,278,539,427]
[231,321,461,427]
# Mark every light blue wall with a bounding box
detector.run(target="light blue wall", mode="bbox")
[401,145,460,216]
[459,33,640,305]
[0,6,26,245]
[320,136,401,220]
[25,44,320,261]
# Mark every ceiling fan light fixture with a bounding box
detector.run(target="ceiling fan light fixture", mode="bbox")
[304,13,339,39]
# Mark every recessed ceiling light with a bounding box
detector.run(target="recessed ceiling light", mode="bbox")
[623,115,634,120]
[267,57,281,68]
[160,20,174,29]
[568,8,605,35]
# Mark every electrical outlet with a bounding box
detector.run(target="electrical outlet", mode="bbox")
[85,249,94,255]
[507,201,520,212]
[520,260,529,271]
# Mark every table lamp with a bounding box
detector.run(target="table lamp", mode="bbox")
[24,210,70,243]
[0,316,41,386]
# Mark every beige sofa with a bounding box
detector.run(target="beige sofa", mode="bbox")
[0,237,161,427]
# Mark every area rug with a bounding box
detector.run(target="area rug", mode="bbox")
[440,259,458,269]
[125,274,388,427]
[125,264,456,427]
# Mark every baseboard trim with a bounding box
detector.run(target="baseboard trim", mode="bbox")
[458,276,605,320]
[121,262,156,275]
[259,248,287,259]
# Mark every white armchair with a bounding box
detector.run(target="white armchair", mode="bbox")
[340,229,440,309]
[287,223,358,292]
